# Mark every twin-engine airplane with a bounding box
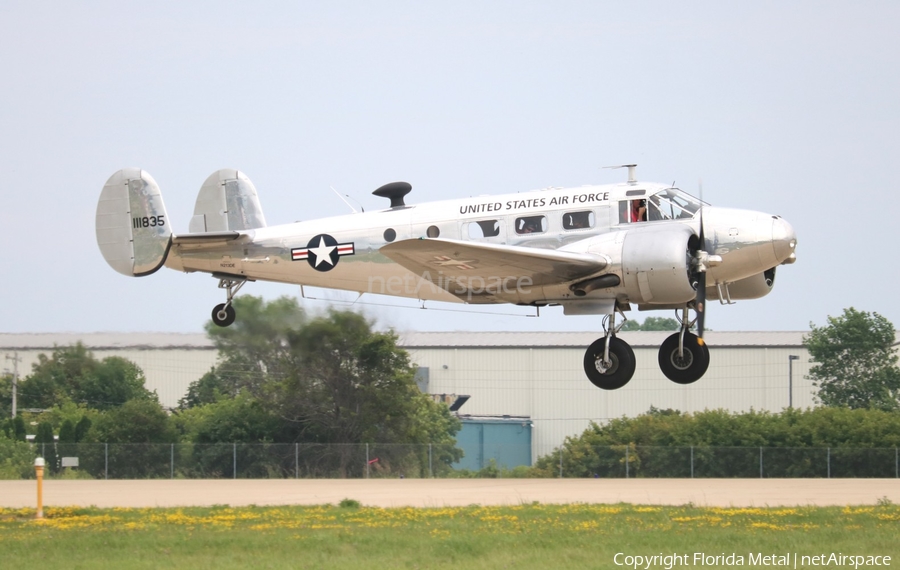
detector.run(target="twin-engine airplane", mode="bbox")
[96,165,797,390]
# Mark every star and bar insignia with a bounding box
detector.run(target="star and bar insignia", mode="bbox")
[291,234,355,272]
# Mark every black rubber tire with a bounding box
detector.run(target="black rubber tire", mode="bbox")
[583,336,636,390]
[211,303,236,327]
[658,332,710,384]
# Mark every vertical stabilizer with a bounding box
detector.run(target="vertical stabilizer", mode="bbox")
[96,168,172,277]
[189,169,267,233]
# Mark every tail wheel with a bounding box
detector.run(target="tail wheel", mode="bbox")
[583,337,636,390]
[212,303,236,327]
[658,332,710,384]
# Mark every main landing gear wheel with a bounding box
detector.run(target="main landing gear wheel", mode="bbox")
[583,336,636,390]
[212,303,236,327]
[658,332,710,384]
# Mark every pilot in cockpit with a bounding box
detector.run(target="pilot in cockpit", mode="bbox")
[630,199,647,223]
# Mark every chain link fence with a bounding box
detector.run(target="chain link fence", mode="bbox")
[3,443,899,479]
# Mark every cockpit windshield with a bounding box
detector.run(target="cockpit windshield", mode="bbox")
[647,188,705,221]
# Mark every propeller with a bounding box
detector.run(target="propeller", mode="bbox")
[694,180,709,339]
[695,203,706,339]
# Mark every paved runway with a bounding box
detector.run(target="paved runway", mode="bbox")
[2,479,898,509]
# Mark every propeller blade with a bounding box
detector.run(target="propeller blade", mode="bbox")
[696,270,706,339]
[696,179,706,339]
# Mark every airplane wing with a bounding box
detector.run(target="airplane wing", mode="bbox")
[380,238,608,302]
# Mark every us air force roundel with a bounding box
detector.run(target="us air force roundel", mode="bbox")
[291,234,355,272]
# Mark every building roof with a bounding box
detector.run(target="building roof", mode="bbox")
[398,331,810,348]
[1,330,811,351]
[0,332,213,350]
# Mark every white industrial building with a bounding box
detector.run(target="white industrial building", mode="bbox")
[2,331,814,459]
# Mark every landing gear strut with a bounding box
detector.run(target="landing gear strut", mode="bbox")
[211,277,246,327]
[583,310,636,390]
[658,306,710,384]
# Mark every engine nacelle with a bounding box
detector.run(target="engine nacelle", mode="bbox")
[567,224,697,305]
[711,268,776,301]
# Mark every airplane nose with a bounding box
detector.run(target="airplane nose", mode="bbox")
[772,217,797,263]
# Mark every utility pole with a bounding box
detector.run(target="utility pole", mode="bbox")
[5,352,21,418]
[788,355,799,409]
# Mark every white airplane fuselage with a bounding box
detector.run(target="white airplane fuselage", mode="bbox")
[163,181,796,311]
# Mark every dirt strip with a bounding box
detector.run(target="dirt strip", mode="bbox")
[1,479,898,509]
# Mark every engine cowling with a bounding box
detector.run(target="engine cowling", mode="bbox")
[710,267,776,301]
[567,224,697,305]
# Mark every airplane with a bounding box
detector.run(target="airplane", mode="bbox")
[95,165,797,390]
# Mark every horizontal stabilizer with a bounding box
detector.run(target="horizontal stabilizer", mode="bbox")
[96,168,172,277]
[189,169,267,233]
[172,232,253,250]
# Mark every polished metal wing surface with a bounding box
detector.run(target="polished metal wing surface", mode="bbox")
[380,238,608,302]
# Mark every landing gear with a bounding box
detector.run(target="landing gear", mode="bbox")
[583,311,636,390]
[212,303,236,327]
[211,277,246,328]
[584,337,635,390]
[657,307,710,384]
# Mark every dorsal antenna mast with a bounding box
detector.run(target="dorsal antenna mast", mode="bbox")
[603,164,638,185]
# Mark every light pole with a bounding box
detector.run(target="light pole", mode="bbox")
[788,355,799,408]
[4,352,20,418]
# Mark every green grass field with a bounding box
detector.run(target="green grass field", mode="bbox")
[2,502,898,569]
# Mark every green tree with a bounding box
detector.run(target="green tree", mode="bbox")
[621,317,680,331]
[19,344,156,410]
[58,419,76,443]
[176,395,281,444]
[81,399,176,479]
[639,317,680,331]
[12,416,26,442]
[197,296,462,476]
[86,399,176,444]
[0,432,35,479]
[805,307,900,410]
[34,421,59,474]
[0,372,11,418]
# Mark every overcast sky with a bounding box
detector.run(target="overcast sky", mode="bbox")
[1,1,898,335]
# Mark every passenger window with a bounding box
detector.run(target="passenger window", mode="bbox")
[563,211,594,230]
[515,215,547,235]
[467,219,501,239]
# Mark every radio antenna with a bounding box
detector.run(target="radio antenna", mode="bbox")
[330,186,364,213]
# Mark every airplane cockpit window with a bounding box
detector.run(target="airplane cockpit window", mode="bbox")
[619,200,647,223]
[515,215,547,235]
[647,188,703,221]
[563,211,594,230]
[467,219,501,239]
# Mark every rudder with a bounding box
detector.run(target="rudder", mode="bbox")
[96,168,172,276]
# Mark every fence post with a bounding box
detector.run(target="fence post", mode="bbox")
[233,443,237,479]
[105,443,108,480]
[827,447,831,479]
[366,443,370,479]
[690,446,694,479]
[171,443,174,479]
[429,443,433,478]
[295,443,299,479]
[625,446,629,479]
